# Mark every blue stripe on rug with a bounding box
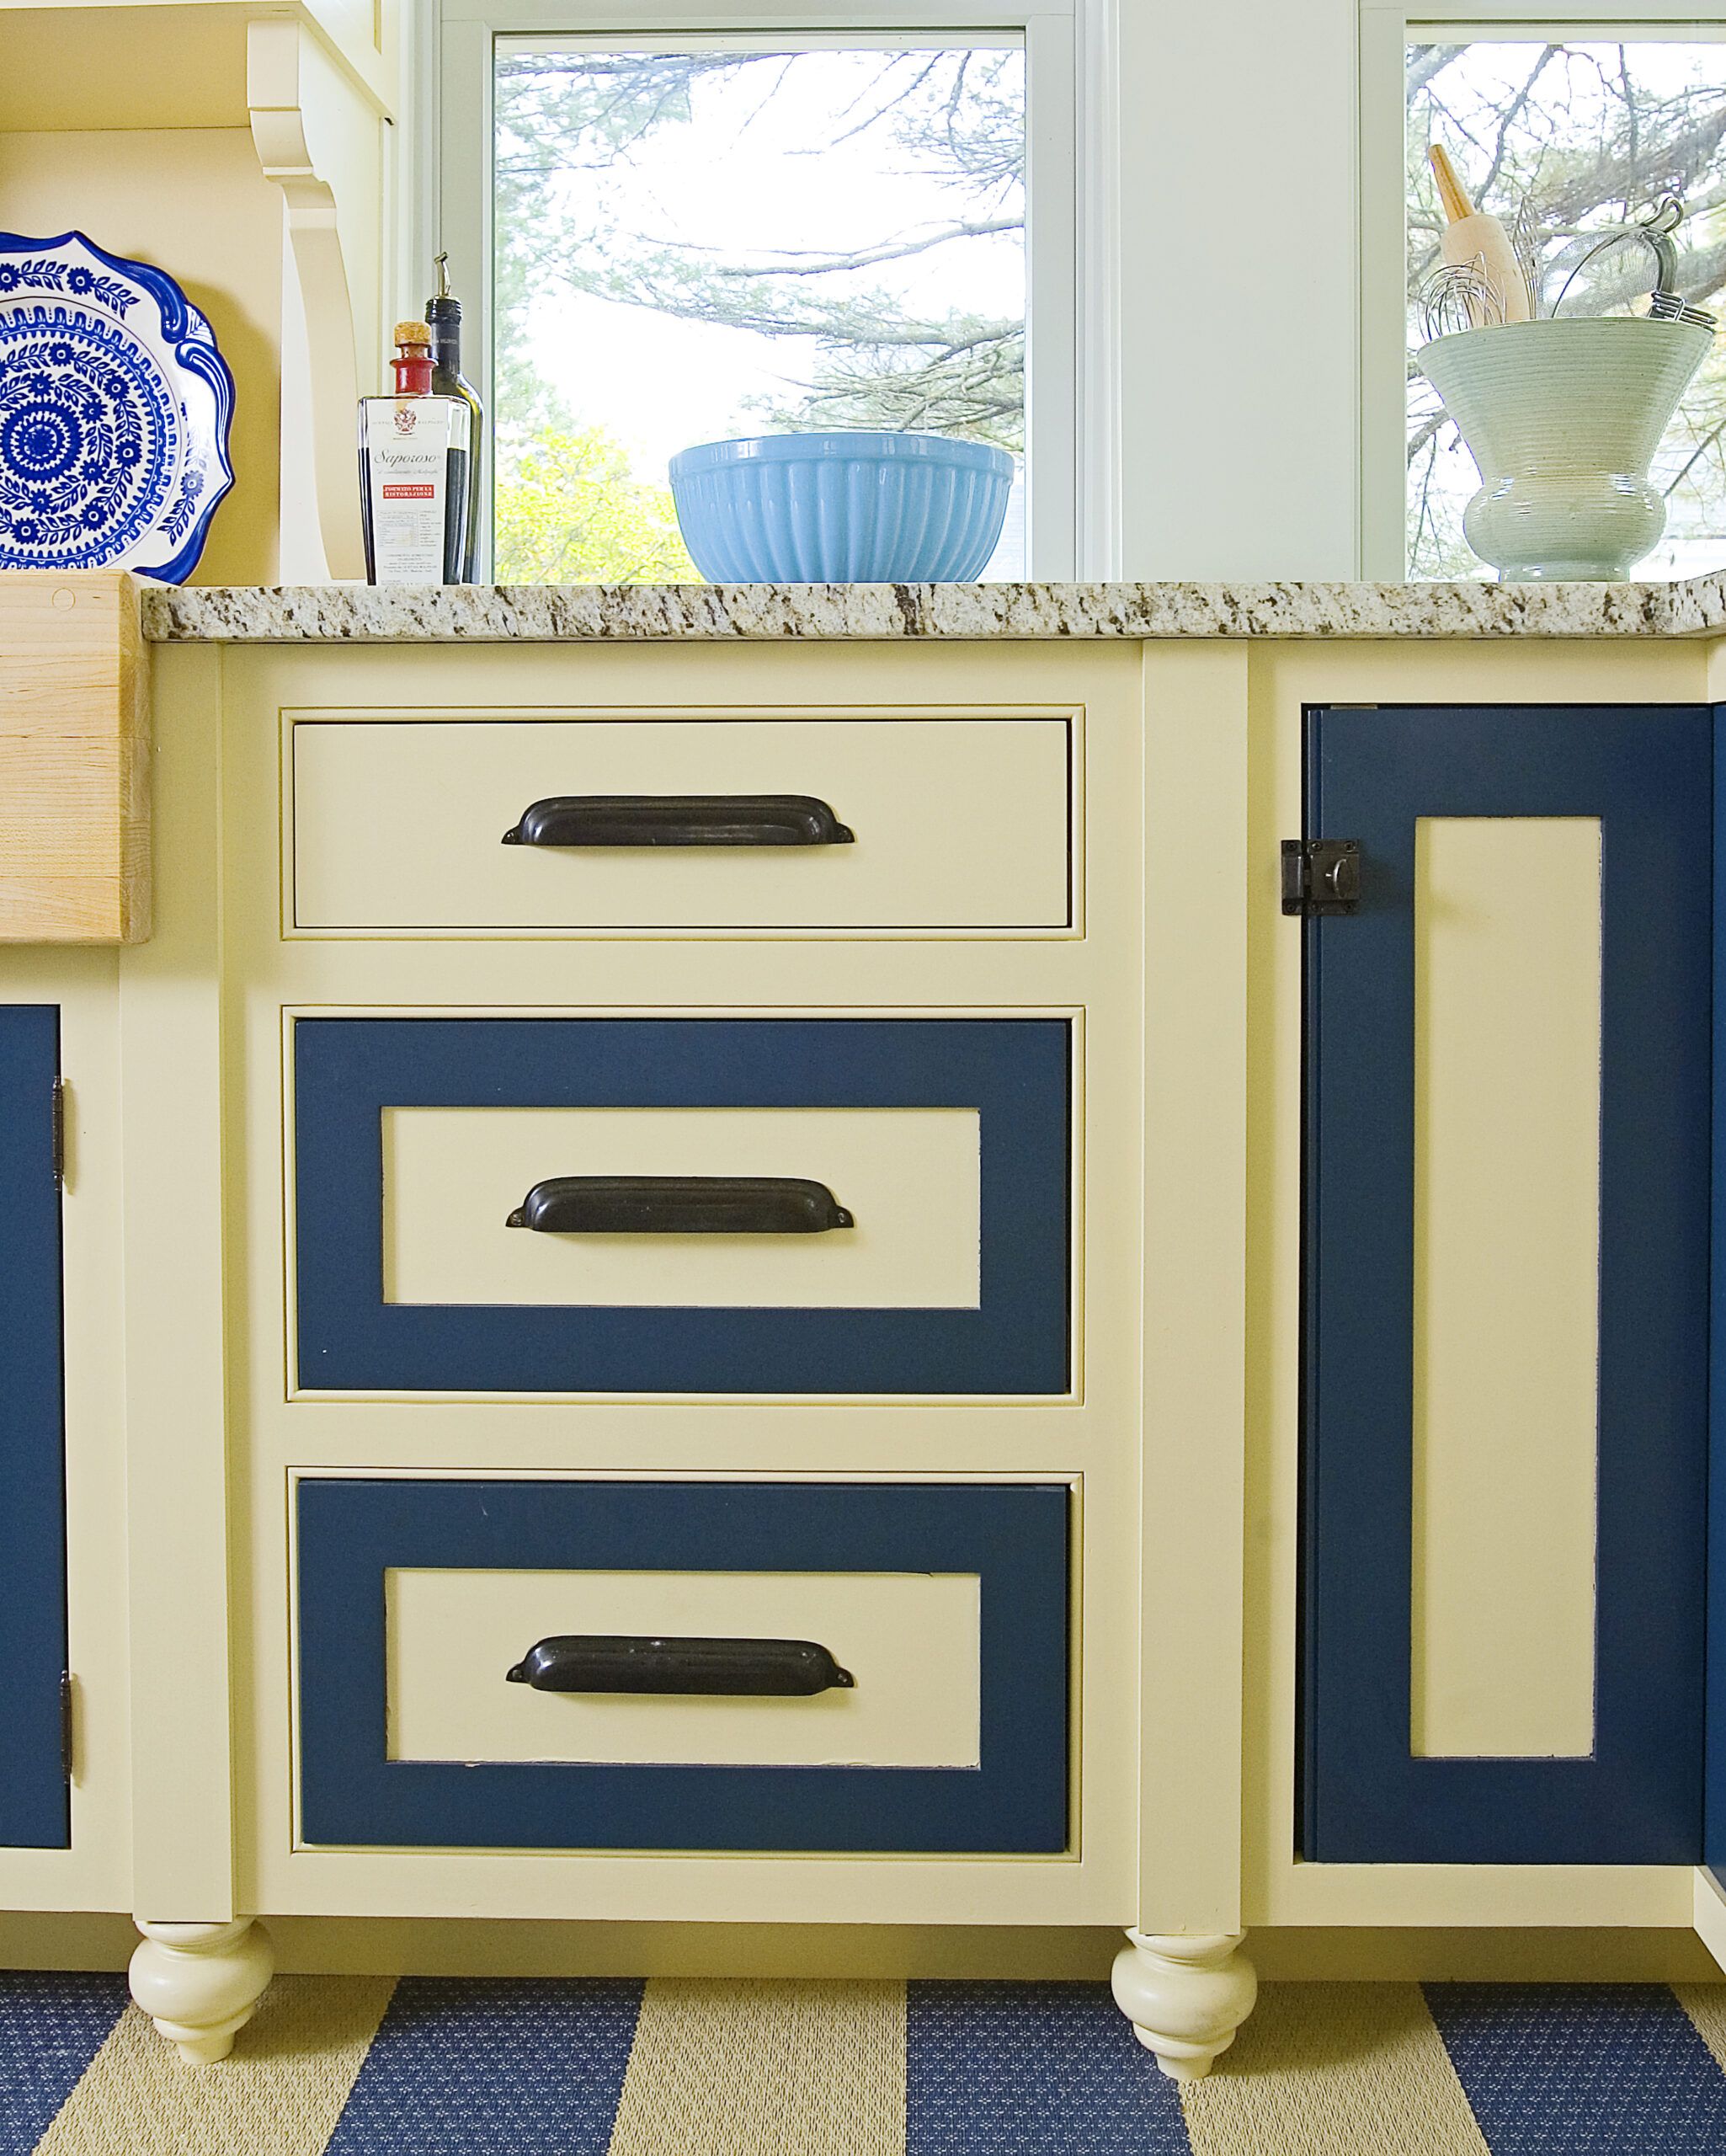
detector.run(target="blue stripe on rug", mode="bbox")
[1425,1983,1726,2153]
[0,1970,127,2153]
[322,1976,643,2154]
[907,1980,1191,2153]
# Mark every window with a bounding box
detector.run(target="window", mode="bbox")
[1402,38,1726,580]
[439,8,1079,584]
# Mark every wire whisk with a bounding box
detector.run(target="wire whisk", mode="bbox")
[1552,198,1716,331]
[1509,198,1543,319]
[1419,256,1508,340]
[1645,197,1717,328]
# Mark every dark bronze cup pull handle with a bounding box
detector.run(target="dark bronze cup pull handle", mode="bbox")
[505,1175,854,1234]
[501,794,855,847]
[505,1635,856,1695]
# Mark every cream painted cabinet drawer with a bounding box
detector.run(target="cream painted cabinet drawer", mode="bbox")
[296,1477,1070,1853]
[289,714,1074,933]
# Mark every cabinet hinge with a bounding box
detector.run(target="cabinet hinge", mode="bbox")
[59,1672,74,1783]
[1281,838,1361,916]
[50,1076,65,1187]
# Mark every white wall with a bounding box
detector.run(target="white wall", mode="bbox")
[1112,0,1361,579]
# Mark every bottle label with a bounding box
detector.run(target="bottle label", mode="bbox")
[360,400,470,582]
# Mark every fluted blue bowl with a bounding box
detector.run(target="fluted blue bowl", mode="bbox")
[668,431,1014,583]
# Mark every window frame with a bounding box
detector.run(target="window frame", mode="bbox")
[433,0,1089,579]
[1361,3,1726,580]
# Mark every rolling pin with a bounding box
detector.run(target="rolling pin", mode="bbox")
[1430,143,1532,323]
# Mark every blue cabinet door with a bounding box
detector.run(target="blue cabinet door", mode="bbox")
[1302,706,1711,1864]
[0,1007,67,1849]
[1707,711,1726,1882]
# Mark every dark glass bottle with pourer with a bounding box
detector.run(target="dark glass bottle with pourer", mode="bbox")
[426,253,485,582]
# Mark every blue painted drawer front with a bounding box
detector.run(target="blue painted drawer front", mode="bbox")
[294,1018,1070,1395]
[0,1008,67,1850]
[296,1478,1070,1853]
[1302,706,1711,1865]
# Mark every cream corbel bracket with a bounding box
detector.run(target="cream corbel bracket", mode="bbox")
[248,14,368,581]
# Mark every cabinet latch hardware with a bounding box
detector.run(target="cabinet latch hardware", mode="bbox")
[50,1076,65,1187]
[59,1672,74,1783]
[1281,838,1361,916]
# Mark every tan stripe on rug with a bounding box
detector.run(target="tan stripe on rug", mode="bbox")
[1180,1983,1491,2156]
[34,1975,396,2156]
[1674,1983,1726,2071]
[607,1977,904,2156]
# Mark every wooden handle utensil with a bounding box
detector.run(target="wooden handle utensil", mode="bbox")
[1428,142,1532,324]
[1429,144,1475,224]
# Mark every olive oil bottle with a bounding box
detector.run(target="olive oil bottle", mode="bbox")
[358,321,471,585]
[426,254,485,582]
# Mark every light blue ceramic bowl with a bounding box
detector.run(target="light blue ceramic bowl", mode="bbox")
[668,430,1014,583]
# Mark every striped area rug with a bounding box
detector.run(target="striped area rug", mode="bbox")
[5,1973,1726,2153]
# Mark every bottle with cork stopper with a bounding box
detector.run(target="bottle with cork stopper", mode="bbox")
[357,320,472,584]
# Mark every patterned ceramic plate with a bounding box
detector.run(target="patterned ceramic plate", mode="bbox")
[0,230,235,583]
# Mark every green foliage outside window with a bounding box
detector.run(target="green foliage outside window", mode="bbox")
[493,424,698,584]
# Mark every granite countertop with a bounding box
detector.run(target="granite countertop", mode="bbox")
[138,574,1726,643]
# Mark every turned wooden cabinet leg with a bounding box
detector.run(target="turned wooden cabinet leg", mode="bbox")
[129,1919,274,2064]
[1110,1928,1258,2082]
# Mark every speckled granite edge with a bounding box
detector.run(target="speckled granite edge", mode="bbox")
[139,574,1726,642]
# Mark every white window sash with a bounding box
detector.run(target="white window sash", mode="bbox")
[1361,3,1726,580]
[431,0,1098,579]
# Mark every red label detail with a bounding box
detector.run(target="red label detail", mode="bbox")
[381,483,436,499]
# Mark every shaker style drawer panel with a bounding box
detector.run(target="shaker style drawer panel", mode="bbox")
[290,715,1074,933]
[1302,705,1711,1865]
[293,1018,1071,1396]
[0,1007,68,1849]
[296,1478,1071,1854]
[389,1567,983,1769]
[384,1104,982,1310]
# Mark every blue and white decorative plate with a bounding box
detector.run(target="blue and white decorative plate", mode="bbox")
[0,231,235,583]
